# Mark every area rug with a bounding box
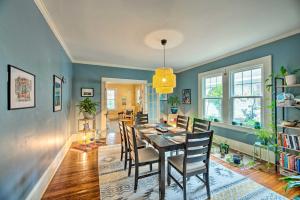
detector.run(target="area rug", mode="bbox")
[98,145,287,200]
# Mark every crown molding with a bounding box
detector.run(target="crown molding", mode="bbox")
[73,60,155,71]
[175,28,300,73]
[34,0,74,61]
[33,0,300,73]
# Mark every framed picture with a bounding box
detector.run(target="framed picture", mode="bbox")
[122,97,126,105]
[8,65,36,110]
[182,89,191,104]
[160,94,168,101]
[53,75,62,112]
[81,88,94,97]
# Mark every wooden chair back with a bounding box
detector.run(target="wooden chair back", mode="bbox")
[176,115,190,130]
[192,118,211,133]
[126,126,139,162]
[118,121,126,145]
[183,130,214,173]
[135,113,149,125]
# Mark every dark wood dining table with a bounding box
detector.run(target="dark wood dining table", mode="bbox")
[135,123,187,200]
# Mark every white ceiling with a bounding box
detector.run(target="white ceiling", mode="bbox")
[40,0,300,72]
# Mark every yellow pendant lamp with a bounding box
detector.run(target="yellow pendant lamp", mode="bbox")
[153,39,176,94]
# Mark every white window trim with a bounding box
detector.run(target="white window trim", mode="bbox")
[198,55,272,133]
[202,73,224,121]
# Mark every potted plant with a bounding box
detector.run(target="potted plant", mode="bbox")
[220,142,229,158]
[254,128,273,145]
[167,95,180,114]
[266,66,300,90]
[280,175,300,200]
[77,97,99,119]
[285,68,300,85]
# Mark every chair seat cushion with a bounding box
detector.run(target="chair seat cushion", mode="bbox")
[138,147,159,163]
[168,155,206,174]
[137,139,146,148]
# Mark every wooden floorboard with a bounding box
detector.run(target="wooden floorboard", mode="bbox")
[43,131,299,199]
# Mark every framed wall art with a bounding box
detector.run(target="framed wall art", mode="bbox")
[182,89,191,104]
[81,88,94,97]
[53,75,62,112]
[160,94,167,101]
[8,65,36,110]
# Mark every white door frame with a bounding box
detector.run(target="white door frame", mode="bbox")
[100,77,148,138]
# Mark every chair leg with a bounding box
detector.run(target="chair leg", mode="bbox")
[149,163,152,171]
[120,145,124,161]
[204,173,211,199]
[134,165,139,192]
[128,158,132,177]
[183,176,187,200]
[167,163,171,186]
[124,149,128,170]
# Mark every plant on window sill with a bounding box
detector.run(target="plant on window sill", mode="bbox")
[167,95,180,114]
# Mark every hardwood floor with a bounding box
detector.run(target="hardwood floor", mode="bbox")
[43,131,298,199]
[42,146,101,200]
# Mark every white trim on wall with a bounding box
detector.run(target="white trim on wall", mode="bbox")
[73,60,155,72]
[34,0,73,61]
[99,78,148,138]
[198,55,272,133]
[25,134,74,200]
[32,0,300,73]
[176,29,300,73]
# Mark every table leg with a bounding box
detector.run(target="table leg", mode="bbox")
[159,150,165,200]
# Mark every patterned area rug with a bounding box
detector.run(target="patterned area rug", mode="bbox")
[98,145,287,200]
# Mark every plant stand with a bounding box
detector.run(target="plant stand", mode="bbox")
[75,118,97,152]
[252,142,272,166]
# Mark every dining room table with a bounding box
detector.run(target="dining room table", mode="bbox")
[135,123,188,200]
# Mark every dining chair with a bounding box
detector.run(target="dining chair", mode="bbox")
[167,130,214,200]
[135,113,149,125]
[126,125,159,192]
[118,121,146,170]
[176,115,190,131]
[192,118,211,133]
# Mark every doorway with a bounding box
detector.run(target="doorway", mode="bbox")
[100,78,160,141]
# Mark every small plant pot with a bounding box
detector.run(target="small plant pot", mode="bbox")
[83,112,93,119]
[233,154,241,165]
[170,107,178,114]
[220,152,225,158]
[285,75,297,86]
[254,122,261,129]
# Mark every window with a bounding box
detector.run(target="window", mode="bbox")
[203,75,223,121]
[231,67,262,128]
[136,88,141,104]
[198,56,272,130]
[106,89,116,110]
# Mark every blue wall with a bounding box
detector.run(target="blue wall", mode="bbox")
[176,33,300,144]
[0,0,73,199]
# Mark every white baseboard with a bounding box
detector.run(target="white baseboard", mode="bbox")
[214,135,275,164]
[25,134,73,200]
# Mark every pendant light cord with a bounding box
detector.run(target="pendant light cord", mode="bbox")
[163,44,165,68]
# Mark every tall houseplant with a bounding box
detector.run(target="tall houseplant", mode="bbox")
[167,95,180,114]
[77,97,99,119]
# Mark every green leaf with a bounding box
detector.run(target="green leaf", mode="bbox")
[280,175,300,181]
[293,195,300,200]
[285,181,300,191]
[280,66,288,76]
